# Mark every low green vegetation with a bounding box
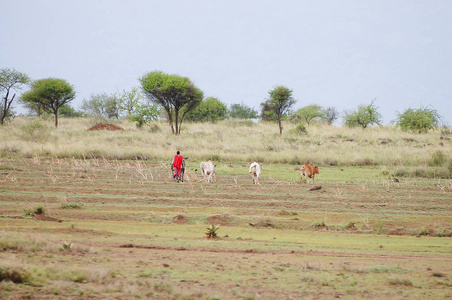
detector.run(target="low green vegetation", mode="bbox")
[0,118,451,299]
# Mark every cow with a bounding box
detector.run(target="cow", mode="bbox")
[249,162,261,184]
[301,163,319,184]
[180,157,187,182]
[200,161,216,183]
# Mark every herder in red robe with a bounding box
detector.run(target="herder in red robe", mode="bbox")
[172,151,183,182]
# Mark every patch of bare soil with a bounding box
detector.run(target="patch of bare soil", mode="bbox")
[1,216,25,219]
[33,214,63,222]
[207,214,232,225]
[172,215,188,224]
[116,243,452,261]
[87,123,124,131]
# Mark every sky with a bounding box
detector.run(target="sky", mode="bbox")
[1,0,451,125]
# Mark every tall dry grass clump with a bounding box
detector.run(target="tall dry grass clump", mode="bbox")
[0,117,451,172]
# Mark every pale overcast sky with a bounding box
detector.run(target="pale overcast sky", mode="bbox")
[1,1,451,125]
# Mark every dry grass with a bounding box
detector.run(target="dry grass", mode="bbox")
[1,117,451,172]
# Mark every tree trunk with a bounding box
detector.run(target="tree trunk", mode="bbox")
[165,109,175,134]
[278,119,283,135]
[0,97,6,125]
[1,90,13,125]
[54,110,58,128]
[174,109,179,135]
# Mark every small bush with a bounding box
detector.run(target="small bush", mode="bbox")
[60,203,83,209]
[24,206,45,216]
[447,160,452,177]
[344,221,356,229]
[35,206,45,215]
[419,228,430,236]
[440,126,452,135]
[430,150,447,167]
[436,231,448,237]
[387,277,413,286]
[59,241,73,251]
[432,272,445,278]
[293,124,307,135]
[205,225,220,239]
[312,221,326,228]
[0,267,29,284]
[147,123,161,133]
[19,119,51,143]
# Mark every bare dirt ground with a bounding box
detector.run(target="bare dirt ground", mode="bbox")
[1,158,451,299]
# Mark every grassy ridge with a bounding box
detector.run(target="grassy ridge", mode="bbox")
[1,117,451,176]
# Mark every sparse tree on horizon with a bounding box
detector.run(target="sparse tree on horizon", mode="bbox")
[261,85,295,135]
[396,106,441,133]
[343,99,382,129]
[0,68,30,125]
[140,71,203,135]
[185,97,228,123]
[323,106,339,125]
[291,104,325,127]
[80,93,120,119]
[229,102,258,119]
[117,87,143,117]
[21,78,76,128]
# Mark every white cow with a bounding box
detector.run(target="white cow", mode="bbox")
[249,162,261,184]
[200,161,216,183]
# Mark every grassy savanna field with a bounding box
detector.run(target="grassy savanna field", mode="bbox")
[1,117,451,299]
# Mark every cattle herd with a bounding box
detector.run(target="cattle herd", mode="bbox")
[177,160,319,185]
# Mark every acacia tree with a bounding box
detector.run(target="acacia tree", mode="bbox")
[396,106,441,133]
[229,102,258,119]
[261,85,295,135]
[0,68,30,124]
[21,78,76,127]
[291,104,325,127]
[343,99,382,128]
[140,71,203,135]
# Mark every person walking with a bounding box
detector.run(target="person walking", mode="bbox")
[172,151,183,182]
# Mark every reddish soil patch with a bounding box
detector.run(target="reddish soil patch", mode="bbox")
[1,216,25,219]
[172,215,188,224]
[207,214,232,225]
[88,123,124,131]
[33,215,63,222]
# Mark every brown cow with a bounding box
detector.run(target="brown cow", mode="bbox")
[301,163,319,184]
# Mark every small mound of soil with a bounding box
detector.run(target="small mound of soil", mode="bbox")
[208,215,232,225]
[88,123,124,131]
[172,215,188,224]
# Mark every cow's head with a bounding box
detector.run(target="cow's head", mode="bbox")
[313,165,319,174]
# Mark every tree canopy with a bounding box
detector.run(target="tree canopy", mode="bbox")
[343,99,382,128]
[261,86,295,135]
[140,71,203,135]
[0,68,30,124]
[21,78,76,127]
[185,97,228,123]
[81,93,120,119]
[396,106,441,133]
[229,102,258,119]
[291,104,325,127]
[323,106,339,125]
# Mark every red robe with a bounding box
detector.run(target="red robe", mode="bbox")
[173,154,183,169]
